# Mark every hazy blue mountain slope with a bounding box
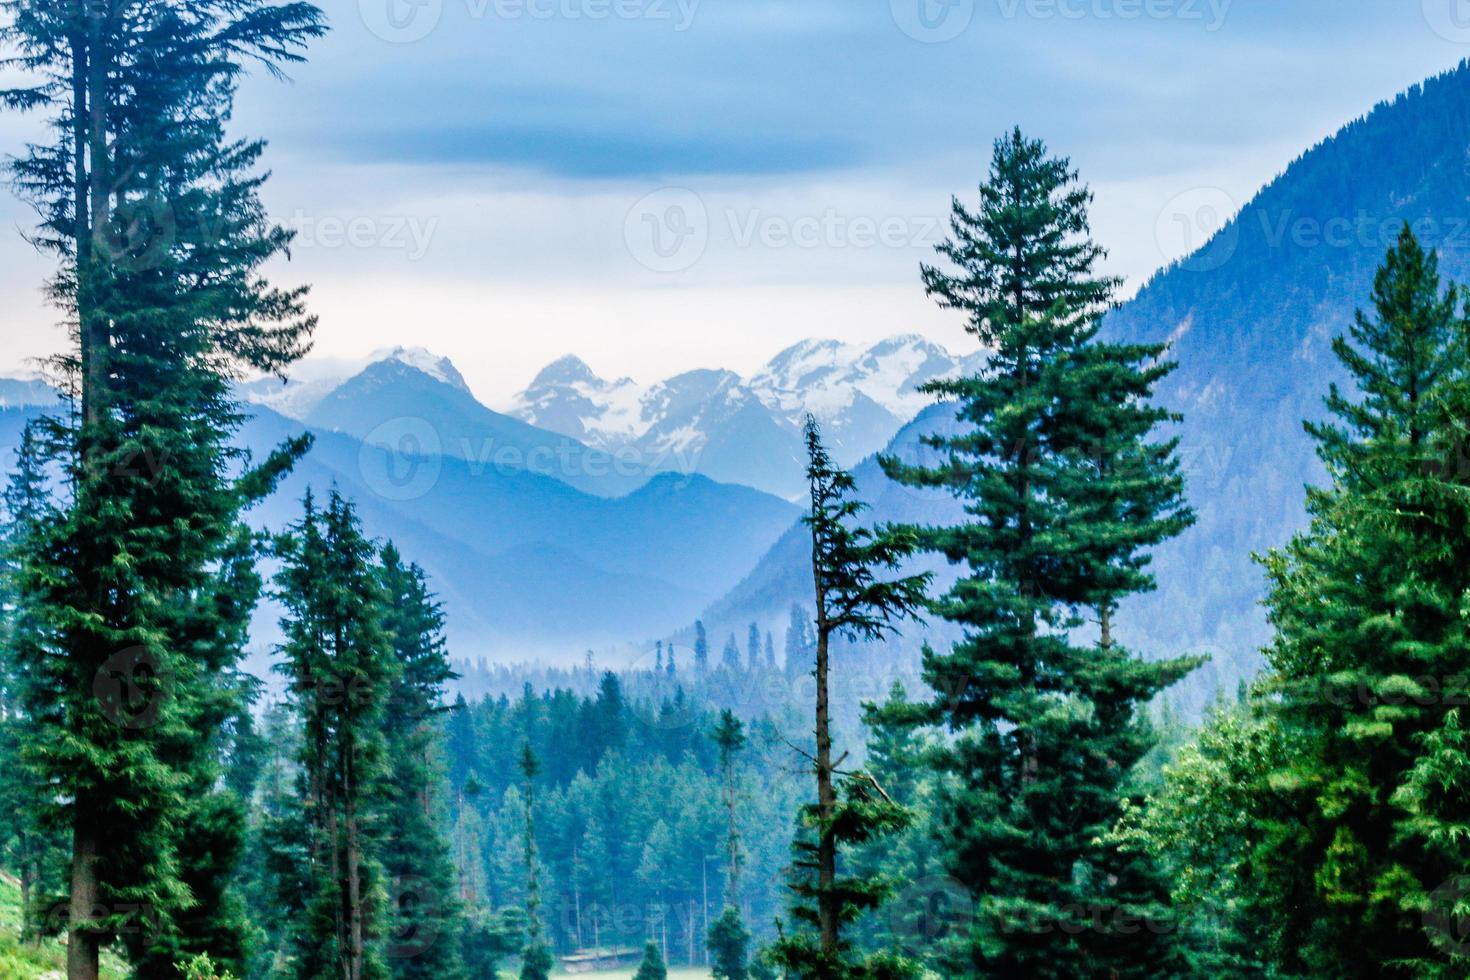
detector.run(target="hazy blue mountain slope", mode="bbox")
[1103,57,1470,688]
[240,407,799,655]
[0,403,798,662]
[305,359,649,498]
[697,62,1470,715]
[693,402,965,645]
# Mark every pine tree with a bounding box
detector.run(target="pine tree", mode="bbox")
[748,624,762,672]
[784,606,814,682]
[708,711,749,979]
[518,742,553,980]
[764,632,777,671]
[379,543,466,980]
[0,3,323,976]
[880,129,1197,978]
[634,938,669,980]
[274,491,399,980]
[851,685,947,960]
[709,909,751,980]
[0,426,64,945]
[771,418,930,980]
[722,634,742,673]
[695,621,710,675]
[1248,226,1470,976]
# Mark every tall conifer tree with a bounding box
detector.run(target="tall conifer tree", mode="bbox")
[274,491,398,980]
[379,544,466,980]
[518,742,553,980]
[772,418,929,980]
[0,3,323,976]
[1251,227,1470,976]
[881,129,1196,977]
[708,710,749,980]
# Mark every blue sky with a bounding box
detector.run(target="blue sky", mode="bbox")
[4,0,1470,402]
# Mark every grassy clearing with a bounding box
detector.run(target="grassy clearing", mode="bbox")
[0,874,127,980]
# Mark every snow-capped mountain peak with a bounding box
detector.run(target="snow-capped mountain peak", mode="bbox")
[507,335,982,495]
[530,354,601,388]
[366,346,472,394]
[239,346,471,419]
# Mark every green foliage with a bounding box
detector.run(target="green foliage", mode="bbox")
[379,544,466,980]
[634,938,670,980]
[880,129,1197,978]
[1240,227,1470,976]
[518,938,554,980]
[177,952,240,980]
[771,419,929,980]
[1113,697,1288,976]
[709,906,750,980]
[0,0,322,973]
[459,908,524,979]
[271,491,399,980]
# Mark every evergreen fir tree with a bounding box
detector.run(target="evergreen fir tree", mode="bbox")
[771,418,930,980]
[0,3,323,976]
[880,129,1197,978]
[273,491,399,980]
[0,426,64,945]
[518,742,553,980]
[784,606,814,682]
[695,621,710,675]
[634,938,669,980]
[709,909,751,980]
[722,634,742,673]
[748,624,762,672]
[708,711,750,978]
[379,543,466,980]
[1249,226,1470,976]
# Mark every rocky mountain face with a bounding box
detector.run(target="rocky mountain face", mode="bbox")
[509,334,985,496]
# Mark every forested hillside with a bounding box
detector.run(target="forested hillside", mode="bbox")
[4,4,1470,979]
[700,60,1470,717]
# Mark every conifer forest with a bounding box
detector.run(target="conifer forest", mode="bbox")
[4,2,1470,978]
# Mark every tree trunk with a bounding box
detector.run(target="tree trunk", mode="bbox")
[346,791,364,980]
[67,810,100,980]
[723,754,739,907]
[68,10,105,978]
[814,623,839,958]
[20,840,33,944]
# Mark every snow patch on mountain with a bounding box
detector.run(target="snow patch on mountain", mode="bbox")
[239,346,471,420]
[509,335,983,473]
